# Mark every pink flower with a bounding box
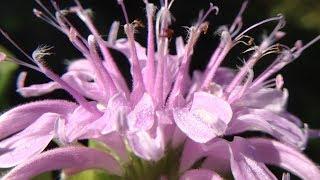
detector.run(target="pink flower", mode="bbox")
[0,0,319,179]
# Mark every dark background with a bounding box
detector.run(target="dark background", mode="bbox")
[0,0,319,178]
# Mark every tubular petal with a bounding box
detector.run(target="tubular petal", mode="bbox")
[248,138,320,180]
[230,137,277,180]
[180,169,223,180]
[0,100,76,140]
[3,146,122,179]
[0,113,59,168]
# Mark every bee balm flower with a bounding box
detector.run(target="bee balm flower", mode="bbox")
[1,0,320,179]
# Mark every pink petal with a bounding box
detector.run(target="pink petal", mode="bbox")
[0,100,76,140]
[212,67,236,86]
[174,108,219,143]
[235,88,288,113]
[95,133,129,163]
[67,59,94,72]
[65,104,99,142]
[0,113,59,168]
[79,94,129,138]
[62,71,103,101]
[126,127,165,161]
[17,70,103,101]
[179,138,229,173]
[230,137,277,180]
[3,146,122,179]
[228,109,307,149]
[127,93,155,131]
[191,92,233,125]
[248,138,320,180]
[16,72,59,97]
[112,38,148,63]
[174,92,232,143]
[180,169,223,180]
[68,59,129,97]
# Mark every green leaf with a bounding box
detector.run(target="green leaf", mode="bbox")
[32,172,53,180]
[67,169,119,180]
[0,45,18,110]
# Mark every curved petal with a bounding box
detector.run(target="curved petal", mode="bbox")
[17,70,104,101]
[230,137,277,180]
[179,138,229,173]
[213,67,236,86]
[3,146,122,179]
[95,133,129,163]
[111,38,147,63]
[248,138,320,180]
[173,108,218,143]
[180,169,223,180]
[16,71,59,97]
[0,113,59,168]
[174,92,232,143]
[68,59,129,97]
[191,92,233,125]
[67,59,94,72]
[235,88,288,113]
[228,109,307,149]
[126,127,165,161]
[65,105,99,142]
[0,100,76,140]
[127,93,155,131]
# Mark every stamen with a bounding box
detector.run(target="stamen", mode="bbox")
[251,35,319,89]
[234,35,255,47]
[198,3,219,25]
[293,35,320,58]
[68,28,90,55]
[234,14,284,42]
[169,14,213,105]
[87,35,117,97]
[168,0,175,9]
[229,0,248,37]
[119,0,145,102]
[33,8,61,31]
[155,6,172,55]
[31,47,101,114]
[144,2,157,94]
[32,45,54,63]
[225,16,287,95]
[124,24,146,102]
[0,29,37,64]
[71,0,130,95]
[2,55,40,72]
[117,0,130,24]
[275,31,286,40]
[250,50,292,89]
[228,69,254,103]
[35,0,57,22]
[201,30,232,89]
[108,21,120,45]
[268,14,286,43]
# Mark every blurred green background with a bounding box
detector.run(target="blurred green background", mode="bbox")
[0,0,319,179]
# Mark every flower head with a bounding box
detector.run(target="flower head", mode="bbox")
[1,0,320,179]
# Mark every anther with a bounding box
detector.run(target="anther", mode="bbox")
[132,19,145,28]
[33,9,43,18]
